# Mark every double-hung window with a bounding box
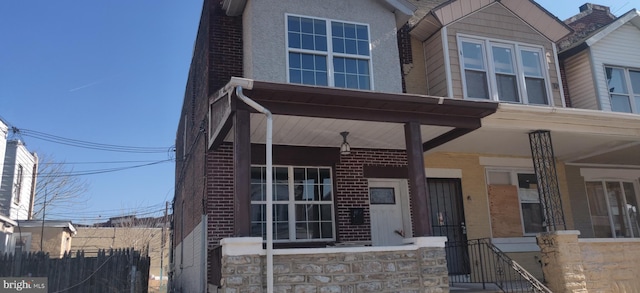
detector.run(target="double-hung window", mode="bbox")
[586,180,640,238]
[250,166,335,242]
[459,36,550,105]
[487,170,544,235]
[605,66,640,113]
[287,15,371,90]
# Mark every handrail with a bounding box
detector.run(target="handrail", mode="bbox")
[448,238,552,293]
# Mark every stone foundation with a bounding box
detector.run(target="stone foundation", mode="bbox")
[219,237,449,293]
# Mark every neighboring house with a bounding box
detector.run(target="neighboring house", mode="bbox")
[11,220,76,258]
[0,140,38,220]
[0,119,38,254]
[173,0,640,292]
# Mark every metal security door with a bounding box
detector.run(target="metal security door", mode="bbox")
[428,178,469,276]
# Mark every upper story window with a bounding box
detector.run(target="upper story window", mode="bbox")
[459,36,550,105]
[287,15,371,90]
[605,66,640,113]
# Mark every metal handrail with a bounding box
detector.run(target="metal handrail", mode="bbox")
[448,238,552,293]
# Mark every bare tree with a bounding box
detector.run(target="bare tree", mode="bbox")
[31,153,90,219]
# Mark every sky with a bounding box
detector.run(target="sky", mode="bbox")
[1,0,638,224]
[1,1,203,224]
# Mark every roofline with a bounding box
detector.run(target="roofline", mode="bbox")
[585,9,640,47]
[18,220,77,234]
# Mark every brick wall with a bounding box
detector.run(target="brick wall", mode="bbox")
[335,149,408,243]
[206,143,235,247]
[174,0,243,247]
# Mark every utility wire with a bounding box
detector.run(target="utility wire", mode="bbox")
[33,159,172,177]
[12,127,170,153]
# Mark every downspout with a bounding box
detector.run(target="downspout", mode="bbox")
[234,85,274,293]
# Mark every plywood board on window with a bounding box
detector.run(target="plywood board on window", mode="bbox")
[488,184,523,237]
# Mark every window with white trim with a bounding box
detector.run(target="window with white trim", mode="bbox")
[287,15,371,90]
[459,36,550,105]
[605,66,640,113]
[13,165,23,204]
[250,166,335,242]
[586,180,640,238]
[487,170,544,235]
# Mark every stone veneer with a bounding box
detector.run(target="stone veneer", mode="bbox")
[218,237,449,293]
[537,230,640,293]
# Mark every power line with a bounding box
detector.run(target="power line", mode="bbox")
[11,127,171,153]
[34,159,173,177]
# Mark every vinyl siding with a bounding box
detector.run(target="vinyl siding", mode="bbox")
[404,36,429,95]
[565,165,594,238]
[446,3,563,106]
[172,219,205,293]
[590,23,640,112]
[424,32,448,96]
[563,50,599,110]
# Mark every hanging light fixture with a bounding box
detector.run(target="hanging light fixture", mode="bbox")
[340,131,351,155]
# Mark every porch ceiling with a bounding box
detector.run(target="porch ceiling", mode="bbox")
[428,104,640,166]
[211,79,498,151]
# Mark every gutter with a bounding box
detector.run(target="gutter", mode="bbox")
[231,78,275,293]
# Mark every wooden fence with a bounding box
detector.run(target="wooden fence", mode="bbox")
[0,248,150,293]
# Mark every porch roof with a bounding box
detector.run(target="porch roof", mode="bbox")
[209,78,498,151]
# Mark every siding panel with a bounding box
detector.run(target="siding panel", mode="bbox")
[590,23,640,111]
[564,50,598,110]
[424,33,447,96]
[445,3,562,105]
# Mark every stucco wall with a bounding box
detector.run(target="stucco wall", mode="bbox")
[243,0,403,93]
[19,226,71,258]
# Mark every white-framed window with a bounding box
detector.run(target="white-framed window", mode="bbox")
[286,14,372,90]
[605,66,640,113]
[459,35,550,105]
[13,165,23,204]
[586,180,640,238]
[250,165,335,242]
[487,169,544,235]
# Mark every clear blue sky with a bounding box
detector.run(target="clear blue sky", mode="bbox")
[0,1,638,224]
[1,1,203,223]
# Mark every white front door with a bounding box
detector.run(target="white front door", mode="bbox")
[369,179,410,246]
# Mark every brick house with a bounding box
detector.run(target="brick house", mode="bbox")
[172,0,640,292]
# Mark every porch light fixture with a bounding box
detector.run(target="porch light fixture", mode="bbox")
[340,131,351,155]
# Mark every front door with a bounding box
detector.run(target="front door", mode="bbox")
[428,178,469,276]
[369,179,409,246]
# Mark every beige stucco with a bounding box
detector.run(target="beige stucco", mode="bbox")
[18,226,73,258]
[71,227,169,282]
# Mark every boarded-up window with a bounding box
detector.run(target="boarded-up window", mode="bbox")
[488,184,523,237]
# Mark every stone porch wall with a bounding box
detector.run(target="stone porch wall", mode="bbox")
[217,237,449,293]
[537,231,640,293]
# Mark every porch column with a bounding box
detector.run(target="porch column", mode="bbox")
[234,109,251,236]
[529,130,566,231]
[405,121,432,236]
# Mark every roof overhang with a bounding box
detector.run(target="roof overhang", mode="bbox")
[429,104,640,166]
[585,9,640,47]
[223,0,417,27]
[18,220,77,235]
[209,78,498,152]
[410,0,572,42]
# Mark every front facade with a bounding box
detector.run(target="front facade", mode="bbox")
[173,0,640,292]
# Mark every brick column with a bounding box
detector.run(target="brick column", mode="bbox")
[537,231,588,293]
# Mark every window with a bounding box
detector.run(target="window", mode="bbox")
[13,165,23,204]
[586,180,640,238]
[287,15,371,90]
[459,36,550,105]
[605,66,640,113]
[250,166,335,242]
[487,170,544,235]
